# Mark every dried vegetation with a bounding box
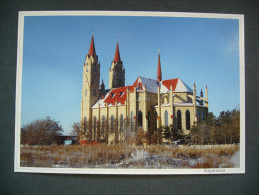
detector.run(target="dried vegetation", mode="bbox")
[20,144,239,169]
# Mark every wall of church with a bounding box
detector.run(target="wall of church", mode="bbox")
[173,92,190,103]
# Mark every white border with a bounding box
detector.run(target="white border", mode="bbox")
[15,11,245,175]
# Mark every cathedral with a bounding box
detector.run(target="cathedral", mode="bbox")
[80,35,208,144]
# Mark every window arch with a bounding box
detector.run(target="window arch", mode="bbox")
[186,110,190,130]
[131,111,134,131]
[120,114,123,132]
[177,110,182,130]
[111,115,114,133]
[164,110,168,126]
[138,111,143,127]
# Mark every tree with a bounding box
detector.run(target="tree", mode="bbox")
[162,126,172,140]
[135,127,148,145]
[190,110,240,145]
[170,124,183,141]
[21,116,63,145]
[71,122,80,136]
[148,127,163,145]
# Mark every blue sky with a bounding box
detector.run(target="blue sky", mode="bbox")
[21,15,240,134]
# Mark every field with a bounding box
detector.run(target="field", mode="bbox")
[20,144,239,169]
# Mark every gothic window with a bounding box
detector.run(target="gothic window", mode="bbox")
[111,115,114,133]
[177,110,182,130]
[131,111,134,131]
[186,110,190,130]
[202,111,205,121]
[86,67,88,72]
[120,114,123,132]
[138,111,143,127]
[164,110,168,126]
[102,116,105,136]
[197,111,200,120]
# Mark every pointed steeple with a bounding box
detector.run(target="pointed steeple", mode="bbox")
[157,49,162,82]
[88,35,96,57]
[113,41,121,62]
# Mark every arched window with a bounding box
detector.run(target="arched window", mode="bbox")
[177,110,182,130]
[131,111,134,131]
[111,115,114,133]
[138,111,143,127]
[201,111,204,121]
[102,116,105,136]
[197,111,200,120]
[120,114,123,132]
[186,110,190,130]
[164,110,168,126]
[93,116,97,140]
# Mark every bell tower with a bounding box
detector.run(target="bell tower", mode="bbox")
[81,35,100,123]
[109,41,125,89]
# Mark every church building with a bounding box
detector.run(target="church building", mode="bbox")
[80,35,208,144]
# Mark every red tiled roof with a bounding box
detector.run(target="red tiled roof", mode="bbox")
[132,77,144,90]
[88,35,96,57]
[104,86,133,106]
[113,42,121,62]
[161,79,179,91]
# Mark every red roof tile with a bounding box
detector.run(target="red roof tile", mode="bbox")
[104,86,133,106]
[161,79,179,91]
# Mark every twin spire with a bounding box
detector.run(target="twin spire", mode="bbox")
[87,35,162,83]
[88,35,121,63]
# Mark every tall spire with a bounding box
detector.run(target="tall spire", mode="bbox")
[157,49,162,82]
[88,35,96,57]
[113,41,121,62]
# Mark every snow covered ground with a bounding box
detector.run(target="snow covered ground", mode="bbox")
[20,144,239,169]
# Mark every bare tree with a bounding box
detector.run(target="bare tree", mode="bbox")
[21,116,63,145]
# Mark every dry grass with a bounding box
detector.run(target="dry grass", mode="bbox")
[20,144,239,168]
